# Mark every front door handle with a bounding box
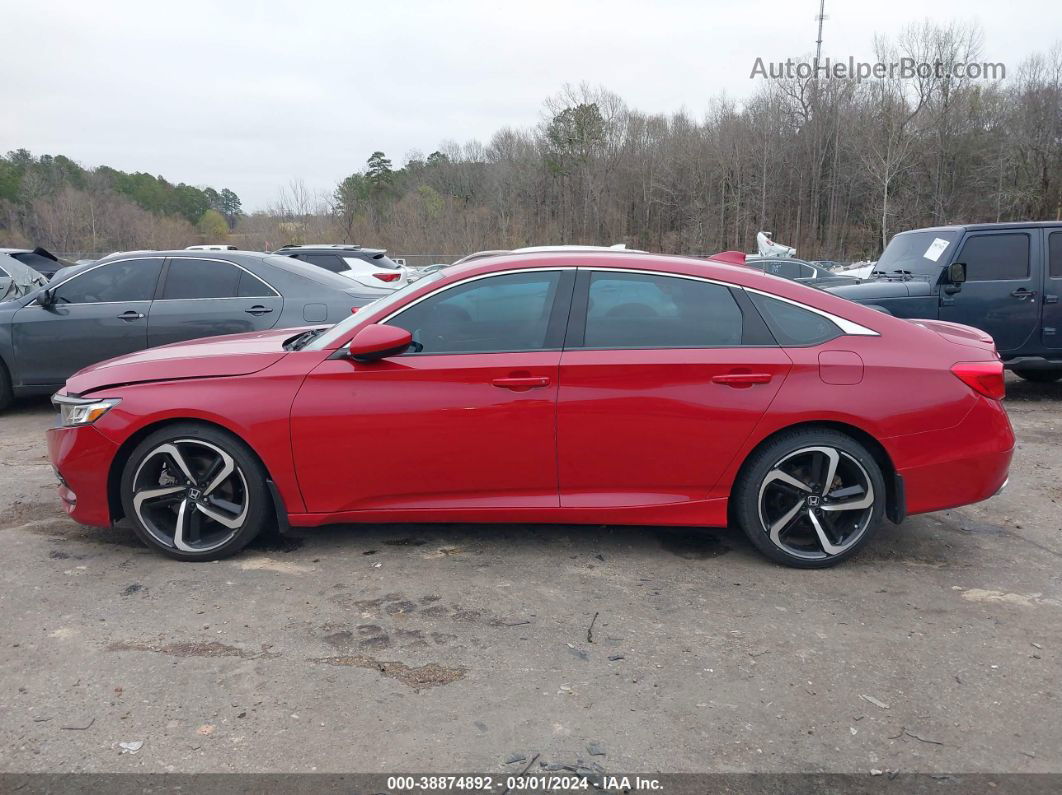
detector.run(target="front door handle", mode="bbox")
[117,310,145,321]
[245,305,274,316]
[712,372,773,387]
[491,376,551,390]
[1011,288,1036,300]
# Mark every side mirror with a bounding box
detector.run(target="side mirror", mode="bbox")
[345,323,412,362]
[947,262,967,284]
[37,288,56,307]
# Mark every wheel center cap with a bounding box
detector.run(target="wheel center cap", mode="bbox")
[187,487,202,501]
[806,494,820,508]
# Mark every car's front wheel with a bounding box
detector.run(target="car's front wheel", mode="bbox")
[732,429,886,568]
[120,423,270,560]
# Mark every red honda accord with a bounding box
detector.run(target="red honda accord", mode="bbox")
[46,251,1014,567]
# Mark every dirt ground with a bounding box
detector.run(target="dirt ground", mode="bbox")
[0,376,1060,775]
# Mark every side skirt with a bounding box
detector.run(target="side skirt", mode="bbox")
[286,497,730,529]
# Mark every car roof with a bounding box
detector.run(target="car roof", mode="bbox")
[901,221,1062,234]
[511,244,643,253]
[274,244,387,254]
[441,249,777,286]
[98,249,266,260]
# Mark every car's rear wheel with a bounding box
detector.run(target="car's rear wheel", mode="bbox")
[733,429,885,568]
[1013,368,1062,384]
[120,423,270,561]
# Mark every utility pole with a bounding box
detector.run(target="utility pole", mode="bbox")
[815,0,827,63]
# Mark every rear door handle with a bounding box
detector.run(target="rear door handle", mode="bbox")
[117,310,145,321]
[245,305,274,316]
[1011,288,1036,299]
[491,376,551,390]
[712,372,773,387]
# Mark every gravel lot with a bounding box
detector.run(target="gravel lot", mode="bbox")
[1,377,1060,775]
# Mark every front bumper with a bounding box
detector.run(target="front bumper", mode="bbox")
[46,424,119,527]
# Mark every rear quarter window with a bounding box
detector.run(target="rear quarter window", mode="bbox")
[747,292,842,346]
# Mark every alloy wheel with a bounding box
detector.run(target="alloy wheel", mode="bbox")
[131,438,249,553]
[756,445,876,561]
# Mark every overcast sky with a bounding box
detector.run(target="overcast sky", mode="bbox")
[2,0,1058,210]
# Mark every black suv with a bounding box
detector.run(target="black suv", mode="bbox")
[826,221,1062,382]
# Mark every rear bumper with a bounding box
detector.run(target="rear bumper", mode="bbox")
[46,425,118,527]
[887,396,1014,516]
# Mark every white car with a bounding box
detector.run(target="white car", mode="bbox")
[272,245,410,294]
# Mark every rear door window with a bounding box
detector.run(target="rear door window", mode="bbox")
[578,272,744,348]
[161,258,242,299]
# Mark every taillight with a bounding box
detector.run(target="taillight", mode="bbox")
[373,272,400,282]
[951,361,1005,400]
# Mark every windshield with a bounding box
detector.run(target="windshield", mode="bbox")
[303,269,446,350]
[874,230,961,276]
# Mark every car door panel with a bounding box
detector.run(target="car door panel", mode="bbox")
[557,269,791,507]
[11,258,162,386]
[147,258,282,348]
[290,269,574,514]
[939,231,1040,354]
[290,352,561,513]
[557,347,791,506]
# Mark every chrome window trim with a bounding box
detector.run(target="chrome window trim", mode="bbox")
[35,255,280,306]
[376,264,878,338]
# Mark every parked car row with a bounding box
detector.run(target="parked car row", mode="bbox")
[6,224,1049,567]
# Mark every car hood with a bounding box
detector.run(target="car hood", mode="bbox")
[65,326,309,396]
[807,275,862,289]
[825,277,936,300]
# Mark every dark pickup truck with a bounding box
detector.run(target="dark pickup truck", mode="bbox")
[826,221,1062,382]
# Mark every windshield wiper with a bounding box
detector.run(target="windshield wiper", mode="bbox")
[286,327,328,351]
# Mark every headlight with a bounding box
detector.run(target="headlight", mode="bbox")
[52,395,121,427]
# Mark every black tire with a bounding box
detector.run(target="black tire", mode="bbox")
[120,422,271,561]
[0,359,13,411]
[1013,369,1062,384]
[732,428,886,568]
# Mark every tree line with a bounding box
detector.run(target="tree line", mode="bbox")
[3,21,1060,262]
[0,150,241,255]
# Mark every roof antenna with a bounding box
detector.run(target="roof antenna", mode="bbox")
[814,0,828,64]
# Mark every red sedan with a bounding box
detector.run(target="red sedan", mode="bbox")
[47,251,1014,567]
